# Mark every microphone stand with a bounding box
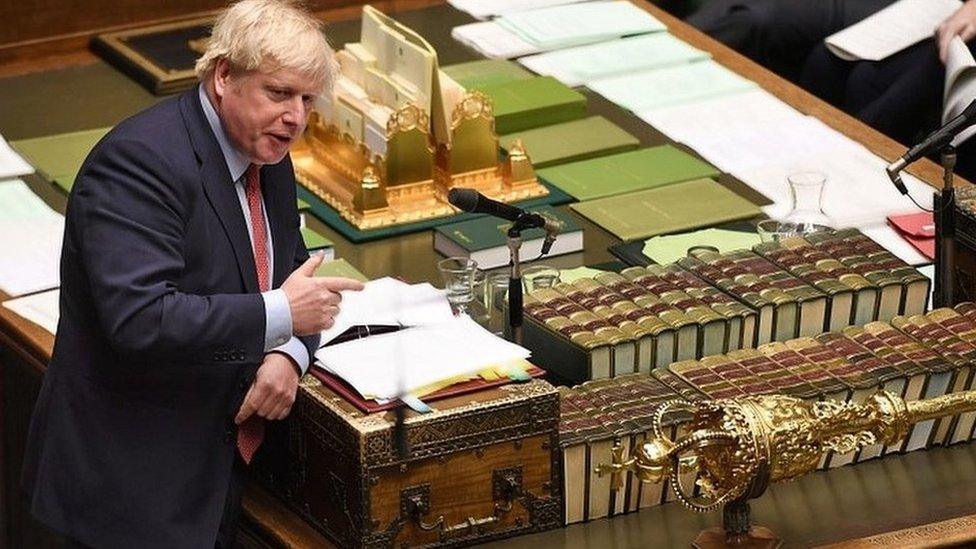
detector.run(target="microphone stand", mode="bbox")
[506,213,540,345]
[935,146,957,307]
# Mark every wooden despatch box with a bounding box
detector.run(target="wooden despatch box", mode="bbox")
[255,376,562,548]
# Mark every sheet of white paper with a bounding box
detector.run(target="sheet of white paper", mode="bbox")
[315,316,531,400]
[518,33,709,87]
[0,179,62,221]
[0,216,63,297]
[448,0,590,20]
[452,21,540,59]
[2,289,59,334]
[825,0,961,61]
[0,180,63,296]
[639,89,806,149]
[917,263,936,305]
[944,36,976,145]
[0,135,33,180]
[590,60,756,112]
[734,145,931,229]
[317,277,456,346]
[496,1,666,50]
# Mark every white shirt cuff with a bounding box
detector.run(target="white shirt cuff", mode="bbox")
[262,288,292,352]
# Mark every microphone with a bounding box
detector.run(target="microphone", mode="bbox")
[887,99,976,194]
[448,188,562,253]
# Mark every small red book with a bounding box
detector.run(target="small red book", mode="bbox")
[887,212,935,260]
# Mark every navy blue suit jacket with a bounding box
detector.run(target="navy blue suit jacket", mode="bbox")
[21,87,319,548]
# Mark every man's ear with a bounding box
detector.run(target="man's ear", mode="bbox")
[213,58,232,100]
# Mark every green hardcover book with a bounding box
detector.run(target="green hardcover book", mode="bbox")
[536,145,720,201]
[440,59,535,90]
[11,127,112,194]
[499,116,640,169]
[301,226,335,259]
[432,205,582,269]
[313,258,367,282]
[570,178,761,241]
[476,76,587,134]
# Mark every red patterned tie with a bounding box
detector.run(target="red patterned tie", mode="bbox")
[238,164,267,464]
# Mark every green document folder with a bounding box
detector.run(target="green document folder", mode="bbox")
[11,127,112,194]
[313,258,367,282]
[300,226,334,251]
[536,145,720,201]
[642,228,761,265]
[500,116,640,169]
[441,59,534,90]
[477,76,587,135]
[570,178,762,241]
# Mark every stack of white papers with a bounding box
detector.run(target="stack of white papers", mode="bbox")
[452,0,665,59]
[316,316,530,401]
[944,36,976,146]
[448,0,590,20]
[0,134,34,180]
[452,21,540,59]
[519,33,710,87]
[2,289,59,334]
[318,277,456,346]
[589,59,756,112]
[0,180,64,296]
[639,90,933,241]
[496,1,666,50]
[826,0,960,61]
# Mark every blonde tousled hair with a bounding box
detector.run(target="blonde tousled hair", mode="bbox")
[195,0,336,91]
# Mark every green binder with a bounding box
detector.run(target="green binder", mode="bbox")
[570,178,761,241]
[441,59,534,90]
[11,127,112,194]
[313,258,367,282]
[500,116,640,169]
[300,226,334,251]
[477,76,587,134]
[536,145,720,201]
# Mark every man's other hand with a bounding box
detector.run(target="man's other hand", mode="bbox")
[281,253,365,335]
[235,352,300,423]
[938,0,976,63]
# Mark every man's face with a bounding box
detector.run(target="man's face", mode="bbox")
[212,58,322,165]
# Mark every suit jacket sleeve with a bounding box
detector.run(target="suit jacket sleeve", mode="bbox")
[290,201,321,362]
[73,136,266,364]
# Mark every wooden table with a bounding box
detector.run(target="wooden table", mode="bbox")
[1,1,974,548]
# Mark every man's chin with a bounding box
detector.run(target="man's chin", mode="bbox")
[255,147,291,165]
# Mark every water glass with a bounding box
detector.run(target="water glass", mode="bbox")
[522,264,560,292]
[437,257,479,313]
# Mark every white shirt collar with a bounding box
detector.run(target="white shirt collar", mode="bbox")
[198,84,251,183]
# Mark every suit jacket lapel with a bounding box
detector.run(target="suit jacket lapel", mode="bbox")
[179,90,260,294]
[261,164,292,289]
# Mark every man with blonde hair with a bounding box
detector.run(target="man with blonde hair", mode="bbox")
[21,1,363,547]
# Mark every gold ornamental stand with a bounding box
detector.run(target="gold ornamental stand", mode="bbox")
[596,390,976,548]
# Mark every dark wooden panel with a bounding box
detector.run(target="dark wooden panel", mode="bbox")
[0,0,355,47]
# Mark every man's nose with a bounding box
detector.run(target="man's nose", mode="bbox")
[281,97,306,126]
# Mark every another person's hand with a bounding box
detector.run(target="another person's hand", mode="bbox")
[235,352,300,423]
[281,253,365,335]
[937,0,976,63]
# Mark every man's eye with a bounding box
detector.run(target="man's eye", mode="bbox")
[269,89,289,100]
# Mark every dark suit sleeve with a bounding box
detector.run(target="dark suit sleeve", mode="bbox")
[290,204,321,362]
[73,137,266,363]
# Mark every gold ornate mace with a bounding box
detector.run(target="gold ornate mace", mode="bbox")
[595,390,976,548]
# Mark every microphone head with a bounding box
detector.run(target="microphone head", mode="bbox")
[447,188,480,213]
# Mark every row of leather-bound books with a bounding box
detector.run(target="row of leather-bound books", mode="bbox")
[558,304,976,525]
[523,228,930,384]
